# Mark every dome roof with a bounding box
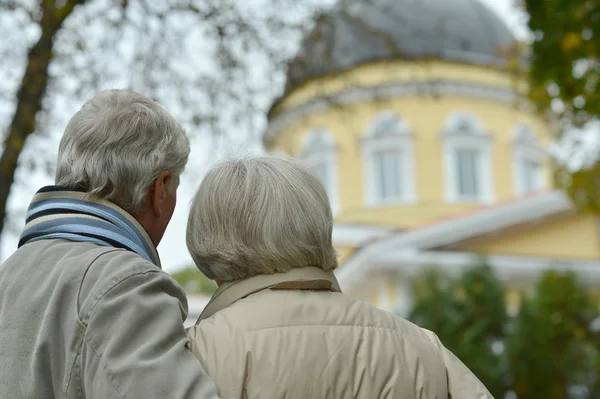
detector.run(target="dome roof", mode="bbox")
[284,0,516,94]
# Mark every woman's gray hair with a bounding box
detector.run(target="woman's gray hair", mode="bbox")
[55,89,190,212]
[186,156,338,281]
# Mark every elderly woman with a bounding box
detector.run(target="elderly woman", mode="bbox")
[187,156,492,399]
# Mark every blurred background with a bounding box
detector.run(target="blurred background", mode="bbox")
[1,0,598,397]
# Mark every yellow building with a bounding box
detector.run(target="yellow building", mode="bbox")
[264,0,600,315]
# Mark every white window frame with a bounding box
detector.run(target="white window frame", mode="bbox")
[299,128,339,214]
[362,111,416,207]
[512,124,547,196]
[442,112,494,204]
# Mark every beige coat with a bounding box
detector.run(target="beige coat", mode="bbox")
[0,239,216,398]
[188,267,493,399]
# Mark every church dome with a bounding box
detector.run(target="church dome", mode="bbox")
[284,0,516,94]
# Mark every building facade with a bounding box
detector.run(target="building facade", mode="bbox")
[264,0,600,316]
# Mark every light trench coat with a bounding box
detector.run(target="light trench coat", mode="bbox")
[0,240,216,398]
[188,266,493,399]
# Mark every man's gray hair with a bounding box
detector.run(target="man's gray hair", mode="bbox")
[56,89,190,212]
[186,156,338,282]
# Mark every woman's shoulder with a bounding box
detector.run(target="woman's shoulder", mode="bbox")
[194,288,437,346]
[188,289,449,399]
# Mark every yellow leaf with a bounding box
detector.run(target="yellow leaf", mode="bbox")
[454,286,466,301]
[560,32,582,52]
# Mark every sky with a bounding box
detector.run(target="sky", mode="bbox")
[158,0,531,273]
[0,0,550,273]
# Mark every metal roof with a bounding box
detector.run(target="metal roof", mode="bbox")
[284,0,516,94]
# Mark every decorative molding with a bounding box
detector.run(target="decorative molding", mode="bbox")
[362,111,417,207]
[365,111,412,137]
[265,81,520,144]
[442,111,486,133]
[298,129,340,214]
[442,112,494,204]
[512,123,548,196]
[335,190,573,290]
[512,124,547,160]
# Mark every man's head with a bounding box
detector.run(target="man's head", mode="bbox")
[186,156,338,282]
[56,89,190,245]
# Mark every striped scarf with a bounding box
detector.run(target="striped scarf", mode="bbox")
[19,186,161,267]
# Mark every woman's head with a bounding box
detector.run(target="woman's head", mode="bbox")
[186,156,338,281]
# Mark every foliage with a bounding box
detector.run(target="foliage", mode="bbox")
[409,264,508,397]
[0,0,325,239]
[409,264,600,398]
[170,267,217,295]
[525,0,599,127]
[558,153,600,214]
[507,271,600,398]
[524,0,600,212]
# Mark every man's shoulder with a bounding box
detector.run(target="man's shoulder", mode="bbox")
[61,243,177,322]
[7,239,116,268]
[84,245,163,279]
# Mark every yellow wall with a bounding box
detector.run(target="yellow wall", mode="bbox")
[370,280,399,309]
[266,58,600,315]
[505,286,522,315]
[458,213,600,260]
[335,246,357,265]
[272,60,529,114]
[270,88,552,229]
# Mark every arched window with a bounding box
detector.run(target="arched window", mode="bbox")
[442,112,493,203]
[298,128,338,212]
[513,124,546,195]
[362,111,415,206]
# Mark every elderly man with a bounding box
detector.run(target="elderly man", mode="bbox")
[0,90,216,398]
[186,156,493,399]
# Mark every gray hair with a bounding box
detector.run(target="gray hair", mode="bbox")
[186,156,338,281]
[56,89,190,212]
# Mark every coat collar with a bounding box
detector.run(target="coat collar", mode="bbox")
[20,186,161,267]
[197,267,341,323]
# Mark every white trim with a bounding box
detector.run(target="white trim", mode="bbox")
[332,223,395,247]
[512,124,547,196]
[362,112,416,206]
[442,113,494,204]
[298,129,340,214]
[444,111,485,132]
[335,190,573,290]
[265,81,520,144]
[377,250,600,287]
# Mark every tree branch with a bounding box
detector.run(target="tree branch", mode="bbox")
[0,0,85,234]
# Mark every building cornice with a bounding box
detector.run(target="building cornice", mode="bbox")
[332,223,394,247]
[377,250,600,287]
[335,190,574,290]
[265,80,522,146]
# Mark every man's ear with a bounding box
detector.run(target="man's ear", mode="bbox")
[150,171,172,217]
